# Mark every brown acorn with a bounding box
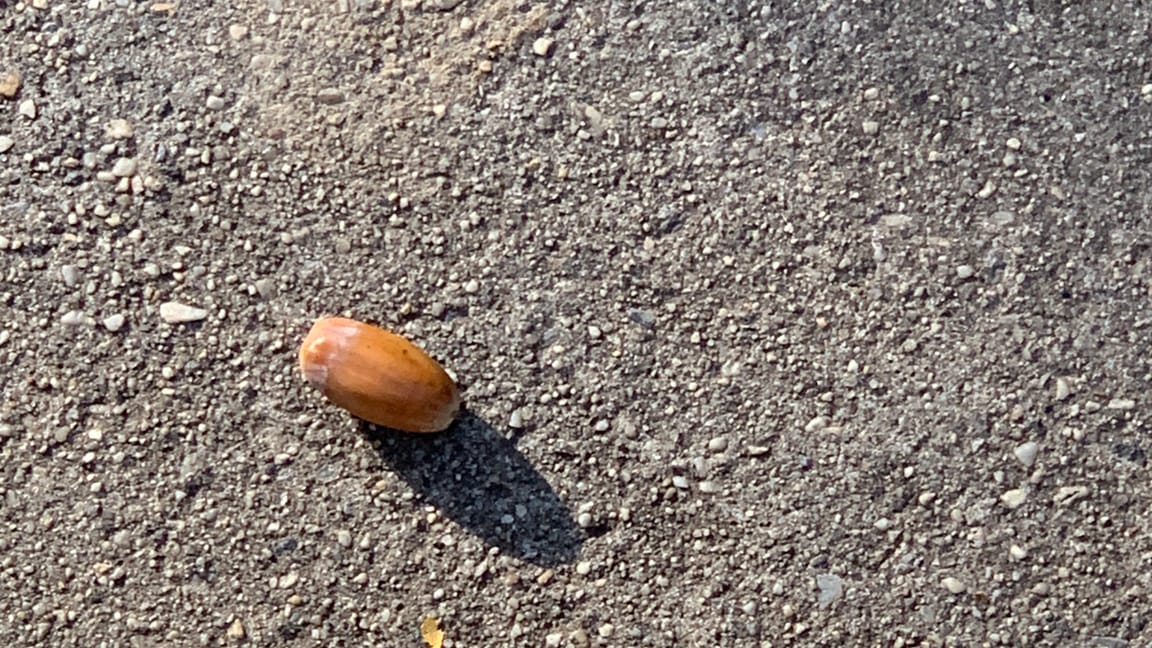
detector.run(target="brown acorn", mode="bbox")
[298,317,460,433]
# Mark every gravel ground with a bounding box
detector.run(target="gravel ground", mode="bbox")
[2,1,1152,646]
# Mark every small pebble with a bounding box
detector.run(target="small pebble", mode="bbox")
[60,265,79,287]
[804,416,828,433]
[628,308,655,328]
[1014,441,1039,467]
[61,311,86,327]
[873,517,891,531]
[159,301,208,323]
[254,278,277,299]
[226,619,245,639]
[1055,378,1071,401]
[0,136,13,154]
[671,476,689,489]
[816,574,843,609]
[532,37,554,57]
[707,436,729,453]
[576,512,593,528]
[544,634,563,648]
[698,481,718,494]
[508,410,524,429]
[19,99,37,119]
[976,180,997,199]
[1054,485,1089,506]
[1000,488,1028,509]
[0,70,20,98]
[593,420,610,433]
[941,577,967,594]
[597,624,614,638]
[956,265,975,279]
[1106,398,1135,410]
[228,24,249,41]
[1006,137,1022,150]
[316,88,345,105]
[102,313,126,332]
[1009,544,1027,560]
[105,119,134,139]
[336,529,352,548]
[463,279,479,293]
[861,120,879,135]
[575,561,591,575]
[111,158,137,177]
[205,95,226,111]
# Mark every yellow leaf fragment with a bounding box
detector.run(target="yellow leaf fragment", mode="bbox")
[420,615,444,648]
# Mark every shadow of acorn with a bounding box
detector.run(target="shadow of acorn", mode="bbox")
[361,409,583,566]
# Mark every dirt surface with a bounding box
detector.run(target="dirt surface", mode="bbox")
[2,1,1152,646]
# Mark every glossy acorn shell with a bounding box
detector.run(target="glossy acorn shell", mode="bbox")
[298,317,460,433]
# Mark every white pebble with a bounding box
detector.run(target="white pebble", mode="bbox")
[1009,544,1027,560]
[111,157,137,177]
[18,99,36,119]
[532,37,554,57]
[102,313,126,332]
[942,577,966,594]
[1000,488,1028,509]
[707,436,729,453]
[1055,377,1071,401]
[60,264,79,287]
[1106,398,1135,410]
[508,410,524,429]
[861,120,879,135]
[804,416,828,433]
[1013,441,1038,467]
[159,301,208,323]
[956,265,975,279]
[105,119,134,139]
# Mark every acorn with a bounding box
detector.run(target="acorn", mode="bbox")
[298,317,460,433]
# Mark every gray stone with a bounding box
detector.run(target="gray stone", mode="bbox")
[1014,441,1039,467]
[816,574,843,609]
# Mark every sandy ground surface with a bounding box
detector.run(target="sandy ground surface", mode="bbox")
[2,1,1152,646]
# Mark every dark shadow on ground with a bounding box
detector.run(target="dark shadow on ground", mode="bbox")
[360,410,582,566]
